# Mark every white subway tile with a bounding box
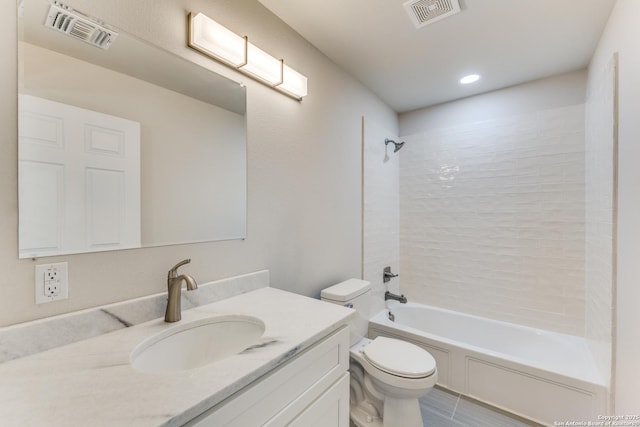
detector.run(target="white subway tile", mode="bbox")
[397,105,586,335]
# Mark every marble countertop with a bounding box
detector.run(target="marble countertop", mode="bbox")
[0,287,353,427]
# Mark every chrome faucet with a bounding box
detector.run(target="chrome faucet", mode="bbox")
[385,291,407,304]
[165,259,198,322]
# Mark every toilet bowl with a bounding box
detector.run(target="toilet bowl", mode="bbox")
[350,336,437,427]
[321,279,438,427]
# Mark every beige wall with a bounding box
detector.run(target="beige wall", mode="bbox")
[1,0,397,325]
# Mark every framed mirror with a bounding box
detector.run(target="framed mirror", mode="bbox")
[18,0,247,258]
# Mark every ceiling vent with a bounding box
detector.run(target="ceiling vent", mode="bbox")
[44,2,118,49]
[403,0,461,29]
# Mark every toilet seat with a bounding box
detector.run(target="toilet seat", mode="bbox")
[363,336,436,379]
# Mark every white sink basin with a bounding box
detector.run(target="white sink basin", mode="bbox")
[130,315,265,374]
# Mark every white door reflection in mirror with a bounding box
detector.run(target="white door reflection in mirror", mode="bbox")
[19,0,247,257]
[19,94,141,258]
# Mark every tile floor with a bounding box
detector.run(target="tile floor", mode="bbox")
[419,386,543,427]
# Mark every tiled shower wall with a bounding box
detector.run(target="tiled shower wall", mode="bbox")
[584,55,616,382]
[400,105,586,335]
[363,119,400,316]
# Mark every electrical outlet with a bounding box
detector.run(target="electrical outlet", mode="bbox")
[44,267,60,297]
[35,262,68,304]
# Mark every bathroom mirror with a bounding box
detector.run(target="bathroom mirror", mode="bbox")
[18,0,247,258]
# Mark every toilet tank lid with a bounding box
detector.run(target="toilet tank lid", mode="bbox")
[321,279,371,302]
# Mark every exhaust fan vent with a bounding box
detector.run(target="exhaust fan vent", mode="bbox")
[45,2,117,49]
[403,0,461,29]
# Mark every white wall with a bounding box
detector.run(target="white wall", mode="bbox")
[588,0,640,413]
[362,119,400,316]
[398,103,587,335]
[398,72,589,335]
[584,53,616,390]
[0,0,397,326]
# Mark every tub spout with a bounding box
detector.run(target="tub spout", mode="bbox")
[385,291,407,304]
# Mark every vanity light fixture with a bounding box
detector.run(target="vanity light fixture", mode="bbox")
[188,12,308,100]
[459,74,480,85]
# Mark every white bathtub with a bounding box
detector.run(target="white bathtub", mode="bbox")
[369,301,608,426]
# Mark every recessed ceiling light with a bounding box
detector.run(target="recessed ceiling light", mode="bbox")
[459,74,480,85]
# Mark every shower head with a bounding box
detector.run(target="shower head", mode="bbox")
[385,138,405,153]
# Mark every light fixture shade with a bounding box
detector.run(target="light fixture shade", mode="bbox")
[279,64,308,98]
[189,12,246,67]
[188,12,308,100]
[242,43,283,85]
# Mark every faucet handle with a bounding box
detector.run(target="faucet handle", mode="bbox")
[383,266,399,283]
[168,258,191,277]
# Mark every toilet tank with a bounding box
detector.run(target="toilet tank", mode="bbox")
[321,279,371,345]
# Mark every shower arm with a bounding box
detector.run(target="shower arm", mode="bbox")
[385,138,405,153]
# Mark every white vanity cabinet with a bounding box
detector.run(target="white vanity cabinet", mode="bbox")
[185,326,350,427]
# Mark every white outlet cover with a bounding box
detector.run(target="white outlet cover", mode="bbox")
[35,262,69,304]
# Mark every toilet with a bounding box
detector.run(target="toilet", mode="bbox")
[321,279,437,427]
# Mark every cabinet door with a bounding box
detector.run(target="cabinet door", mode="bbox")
[287,373,350,427]
[185,327,349,427]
